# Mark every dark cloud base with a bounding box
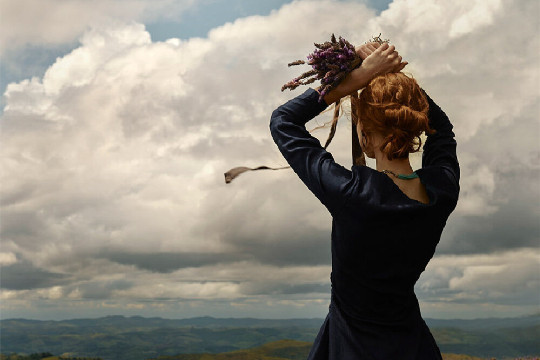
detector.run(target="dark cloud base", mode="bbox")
[440,161,540,255]
[0,259,68,290]
[101,250,248,273]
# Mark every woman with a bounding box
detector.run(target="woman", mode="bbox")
[269,42,459,359]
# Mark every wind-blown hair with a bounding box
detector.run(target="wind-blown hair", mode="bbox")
[354,72,434,160]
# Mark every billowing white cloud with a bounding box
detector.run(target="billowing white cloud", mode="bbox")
[0,0,195,54]
[0,252,17,266]
[449,0,503,38]
[1,0,538,319]
[417,248,540,318]
[454,160,497,216]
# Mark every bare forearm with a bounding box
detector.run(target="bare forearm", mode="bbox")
[318,66,373,104]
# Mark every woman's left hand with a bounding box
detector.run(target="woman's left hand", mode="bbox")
[360,42,407,78]
[357,42,408,73]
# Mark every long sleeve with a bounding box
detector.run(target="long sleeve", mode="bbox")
[269,88,356,214]
[422,91,460,190]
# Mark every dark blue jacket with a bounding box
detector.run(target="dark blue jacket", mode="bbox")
[270,88,459,359]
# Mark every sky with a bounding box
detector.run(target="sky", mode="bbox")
[0,0,538,321]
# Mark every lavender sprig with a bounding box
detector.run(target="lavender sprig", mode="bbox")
[281,34,363,102]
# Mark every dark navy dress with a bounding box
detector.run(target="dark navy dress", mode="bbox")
[269,88,460,359]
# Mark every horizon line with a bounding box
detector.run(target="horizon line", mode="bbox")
[2,312,538,322]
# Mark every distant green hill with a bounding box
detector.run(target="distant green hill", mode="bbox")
[0,354,102,360]
[143,340,493,360]
[0,344,494,360]
[146,339,312,360]
[122,340,490,360]
[0,319,319,360]
[0,340,535,360]
[441,355,486,360]
[1,315,538,360]
[432,325,540,358]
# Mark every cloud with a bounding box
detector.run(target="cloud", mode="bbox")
[0,0,195,54]
[438,109,540,254]
[2,0,372,271]
[0,259,69,290]
[101,251,247,273]
[0,0,539,319]
[76,279,134,299]
[0,252,17,266]
[440,165,540,255]
[448,0,502,38]
[417,248,539,306]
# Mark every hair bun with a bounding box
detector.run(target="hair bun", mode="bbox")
[357,73,434,160]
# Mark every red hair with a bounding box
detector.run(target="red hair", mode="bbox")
[355,72,434,160]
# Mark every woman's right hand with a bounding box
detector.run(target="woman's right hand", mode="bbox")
[360,42,407,78]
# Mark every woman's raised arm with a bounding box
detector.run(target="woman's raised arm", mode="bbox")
[422,90,460,190]
[269,44,408,214]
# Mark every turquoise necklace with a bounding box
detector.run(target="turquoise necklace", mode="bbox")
[382,169,418,180]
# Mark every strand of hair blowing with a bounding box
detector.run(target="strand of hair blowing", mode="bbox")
[357,72,435,161]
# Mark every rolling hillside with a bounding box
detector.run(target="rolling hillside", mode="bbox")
[1,315,538,360]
